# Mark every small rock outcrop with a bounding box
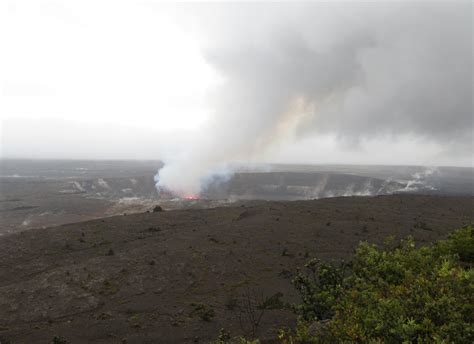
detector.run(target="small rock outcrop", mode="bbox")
[152,205,163,213]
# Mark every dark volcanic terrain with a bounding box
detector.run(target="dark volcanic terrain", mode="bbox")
[1,159,472,236]
[0,195,472,343]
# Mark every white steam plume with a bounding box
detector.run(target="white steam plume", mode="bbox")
[156,2,472,197]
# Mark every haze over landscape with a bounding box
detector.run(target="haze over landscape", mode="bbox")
[2,1,472,195]
[0,1,473,343]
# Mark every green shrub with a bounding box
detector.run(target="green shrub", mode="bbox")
[210,328,261,344]
[190,302,215,321]
[52,336,68,344]
[211,335,260,344]
[434,225,474,263]
[287,226,474,343]
[292,259,349,321]
[258,292,286,310]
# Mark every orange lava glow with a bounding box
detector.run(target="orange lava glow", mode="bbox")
[184,195,200,200]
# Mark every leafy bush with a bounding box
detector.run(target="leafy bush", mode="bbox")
[52,336,68,344]
[292,259,349,321]
[285,225,474,343]
[190,302,215,321]
[210,328,261,344]
[434,225,474,263]
[258,292,286,310]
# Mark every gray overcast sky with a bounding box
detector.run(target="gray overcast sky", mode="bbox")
[1,1,472,178]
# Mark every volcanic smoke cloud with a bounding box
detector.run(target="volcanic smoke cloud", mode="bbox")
[156,2,472,197]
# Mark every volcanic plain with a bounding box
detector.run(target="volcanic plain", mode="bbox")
[0,194,472,343]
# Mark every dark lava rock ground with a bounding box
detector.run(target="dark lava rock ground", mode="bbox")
[0,195,472,343]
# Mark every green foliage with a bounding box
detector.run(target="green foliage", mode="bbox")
[52,336,68,344]
[292,259,349,321]
[288,226,474,343]
[99,279,119,295]
[128,314,142,328]
[258,292,286,310]
[434,225,474,263]
[210,328,260,344]
[190,302,215,321]
[212,328,232,343]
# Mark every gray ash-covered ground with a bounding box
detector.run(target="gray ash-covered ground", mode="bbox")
[0,194,472,343]
[1,160,472,235]
[0,160,162,234]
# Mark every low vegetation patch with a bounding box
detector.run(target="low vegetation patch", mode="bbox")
[282,225,474,343]
[128,314,142,328]
[190,302,215,322]
[51,336,68,344]
[219,225,474,343]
